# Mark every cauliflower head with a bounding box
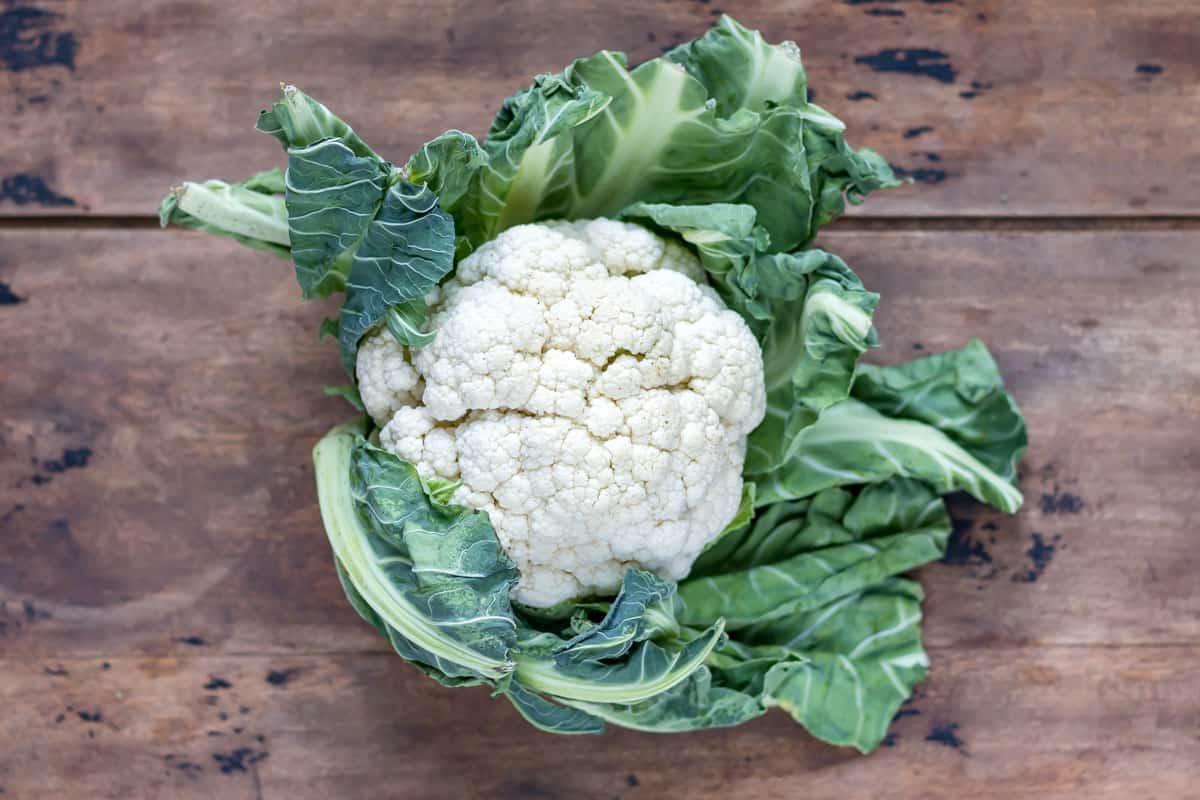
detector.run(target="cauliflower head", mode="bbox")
[356,219,766,607]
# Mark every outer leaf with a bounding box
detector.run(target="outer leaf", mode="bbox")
[555,50,811,247]
[553,569,678,663]
[257,84,379,159]
[677,525,947,631]
[322,384,365,412]
[406,16,897,255]
[337,181,455,371]
[282,138,389,298]
[514,620,725,705]
[478,73,611,240]
[691,489,863,579]
[504,683,605,734]
[313,420,518,681]
[405,130,490,257]
[678,480,950,631]
[335,557,486,688]
[746,253,879,475]
[760,578,929,753]
[756,398,1024,512]
[620,201,771,318]
[558,667,765,733]
[663,14,807,113]
[158,169,290,257]
[853,339,1028,483]
[842,478,948,538]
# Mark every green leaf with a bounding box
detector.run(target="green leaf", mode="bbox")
[422,475,462,507]
[313,420,518,681]
[745,252,879,476]
[557,667,765,733]
[337,181,454,371]
[318,317,339,341]
[691,489,862,579]
[257,84,379,159]
[677,519,947,632]
[619,201,771,318]
[760,578,929,753]
[755,398,1024,512]
[405,130,490,258]
[514,618,725,706]
[334,556,484,688]
[159,169,291,257]
[282,138,389,299]
[322,384,365,412]
[681,482,947,751]
[842,478,948,537]
[553,569,678,663]
[407,16,897,256]
[504,683,606,734]
[384,298,437,349]
[663,14,808,113]
[678,481,949,631]
[852,339,1028,483]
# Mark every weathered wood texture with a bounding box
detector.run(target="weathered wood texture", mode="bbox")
[4,2,1200,796]
[1,1,1198,217]
[2,647,1197,799]
[2,229,1198,663]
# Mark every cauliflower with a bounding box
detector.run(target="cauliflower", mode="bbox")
[357,219,766,607]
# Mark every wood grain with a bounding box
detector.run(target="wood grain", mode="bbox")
[1,647,1196,799]
[1,228,1197,662]
[4,2,1199,796]
[1,1,1198,217]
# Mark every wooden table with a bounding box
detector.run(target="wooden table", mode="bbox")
[2,2,1198,797]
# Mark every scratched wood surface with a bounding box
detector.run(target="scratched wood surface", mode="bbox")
[0,0,1198,217]
[3,1,1200,798]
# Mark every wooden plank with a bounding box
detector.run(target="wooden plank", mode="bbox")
[1,227,1197,659]
[0,647,1196,799]
[1,1,1198,217]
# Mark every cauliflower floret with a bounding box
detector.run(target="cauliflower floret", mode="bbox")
[356,332,421,426]
[356,220,766,607]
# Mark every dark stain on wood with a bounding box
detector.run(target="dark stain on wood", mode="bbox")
[942,513,994,568]
[0,174,76,207]
[179,635,207,646]
[0,3,77,72]
[1013,532,1062,583]
[1136,63,1164,76]
[0,283,23,305]
[42,447,92,474]
[926,722,966,750]
[1040,491,1083,514]
[204,676,233,690]
[265,669,297,686]
[855,49,957,83]
[902,125,934,139]
[211,748,268,775]
[865,8,904,16]
[846,90,876,100]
